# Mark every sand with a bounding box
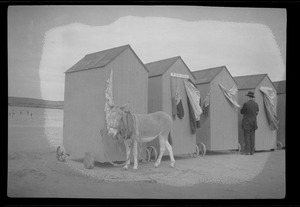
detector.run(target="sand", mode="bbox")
[7,106,285,198]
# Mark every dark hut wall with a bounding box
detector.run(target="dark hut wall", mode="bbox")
[148,75,163,113]
[196,82,211,149]
[147,57,197,155]
[161,59,196,155]
[209,69,239,150]
[103,48,149,161]
[274,81,285,148]
[237,76,277,151]
[111,48,148,114]
[64,68,109,161]
[255,76,277,150]
[237,88,254,151]
[276,91,285,147]
[63,47,148,163]
[195,67,239,151]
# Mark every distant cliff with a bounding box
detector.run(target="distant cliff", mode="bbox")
[8,97,64,109]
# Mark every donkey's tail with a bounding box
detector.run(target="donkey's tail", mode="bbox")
[168,132,173,146]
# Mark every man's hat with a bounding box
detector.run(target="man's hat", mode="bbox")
[246,91,255,98]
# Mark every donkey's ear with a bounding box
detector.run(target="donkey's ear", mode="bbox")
[120,103,129,112]
[108,103,114,109]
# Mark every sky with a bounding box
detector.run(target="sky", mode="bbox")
[8,6,286,101]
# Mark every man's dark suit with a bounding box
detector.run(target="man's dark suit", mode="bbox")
[241,99,259,154]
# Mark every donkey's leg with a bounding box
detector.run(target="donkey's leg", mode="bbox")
[133,140,139,171]
[154,135,166,168]
[123,140,132,170]
[166,140,175,168]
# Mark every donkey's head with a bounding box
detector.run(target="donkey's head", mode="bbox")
[106,103,129,138]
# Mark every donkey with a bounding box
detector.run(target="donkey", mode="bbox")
[106,104,175,171]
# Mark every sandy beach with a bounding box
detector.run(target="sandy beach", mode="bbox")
[7,106,285,199]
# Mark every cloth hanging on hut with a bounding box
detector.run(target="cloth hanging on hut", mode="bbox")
[202,91,210,116]
[184,79,202,121]
[260,86,279,130]
[175,90,184,119]
[203,94,210,108]
[186,94,201,134]
[171,77,184,119]
[105,69,114,132]
[218,84,240,108]
[184,79,202,134]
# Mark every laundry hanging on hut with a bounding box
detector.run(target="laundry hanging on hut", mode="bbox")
[105,69,115,133]
[186,93,201,134]
[203,94,210,108]
[175,89,184,119]
[202,88,211,116]
[171,77,184,119]
[184,79,202,121]
[184,79,202,134]
[260,86,279,130]
[219,84,240,108]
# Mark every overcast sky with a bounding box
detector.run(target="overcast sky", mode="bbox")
[8,6,286,101]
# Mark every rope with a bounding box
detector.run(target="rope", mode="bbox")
[103,144,130,167]
[101,111,145,167]
[100,111,135,167]
[100,129,130,167]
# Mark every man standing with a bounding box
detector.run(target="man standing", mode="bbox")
[241,91,259,155]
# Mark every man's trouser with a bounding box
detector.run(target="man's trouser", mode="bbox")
[244,129,255,154]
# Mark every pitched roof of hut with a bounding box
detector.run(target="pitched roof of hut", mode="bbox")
[273,80,286,94]
[145,56,180,77]
[234,74,276,90]
[145,56,196,80]
[193,66,237,85]
[65,44,148,73]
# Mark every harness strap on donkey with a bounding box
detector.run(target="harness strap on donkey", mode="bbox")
[119,111,135,140]
[101,111,136,167]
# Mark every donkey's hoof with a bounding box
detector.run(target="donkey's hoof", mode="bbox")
[133,167,138,172]
[170,162,175,168]
[122,166,129,171]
